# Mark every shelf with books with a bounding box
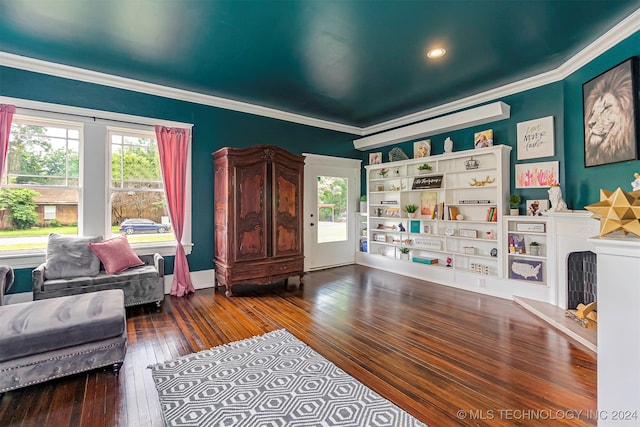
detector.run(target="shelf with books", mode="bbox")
[364,145,510,281]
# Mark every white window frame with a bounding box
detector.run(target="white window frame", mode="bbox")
[0,97,193,268]
[43,206,56,220]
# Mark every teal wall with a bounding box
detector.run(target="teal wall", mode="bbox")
[0,67,359,293]
[564,31,640,208]
[363,30,640,210]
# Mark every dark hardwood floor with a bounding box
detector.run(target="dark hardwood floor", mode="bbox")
[0,265,597,426]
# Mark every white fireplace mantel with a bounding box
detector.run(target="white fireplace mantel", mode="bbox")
[589,235,640,425]
[546,211,600,309]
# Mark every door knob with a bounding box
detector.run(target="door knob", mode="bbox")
[310,223,315,226]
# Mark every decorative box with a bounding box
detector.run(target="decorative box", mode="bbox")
[459,229,478,238]
[516,223,545,232]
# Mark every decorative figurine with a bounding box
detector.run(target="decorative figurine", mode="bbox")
[631,172,640,191]
[398,223,406,232]
[548,182,568,212]
[444,137,453,153]
[446,256,453,267]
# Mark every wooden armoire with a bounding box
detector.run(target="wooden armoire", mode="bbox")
[213,145,305,296]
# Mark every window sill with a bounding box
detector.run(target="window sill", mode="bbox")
[0,241,192,270]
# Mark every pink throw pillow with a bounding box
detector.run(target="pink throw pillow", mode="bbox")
[89,235,144,274]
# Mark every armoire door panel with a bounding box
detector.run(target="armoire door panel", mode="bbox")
[272,161,303,257]
[235,162,268,261]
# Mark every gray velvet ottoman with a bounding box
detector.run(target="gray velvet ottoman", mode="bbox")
[0,289,126,395]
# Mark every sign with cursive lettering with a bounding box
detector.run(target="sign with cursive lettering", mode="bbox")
[412,174,443,189]
[516,116,554,160]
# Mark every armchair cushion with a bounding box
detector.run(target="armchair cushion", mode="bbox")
[89,235,144,274]
[44,233,103,280]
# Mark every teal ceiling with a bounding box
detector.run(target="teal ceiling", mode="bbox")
[0,0,638,127]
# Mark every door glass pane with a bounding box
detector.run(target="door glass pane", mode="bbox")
[317,176,347,243]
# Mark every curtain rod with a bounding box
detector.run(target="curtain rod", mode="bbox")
[16,106,154,128]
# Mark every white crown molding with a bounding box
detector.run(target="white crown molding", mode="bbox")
[361,7,640,137]
[0,52,363,136]
[555,7,640,79]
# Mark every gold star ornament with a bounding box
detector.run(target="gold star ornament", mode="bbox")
[585,188,640,237]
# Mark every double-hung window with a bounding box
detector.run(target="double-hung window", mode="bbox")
[0,102,192,267]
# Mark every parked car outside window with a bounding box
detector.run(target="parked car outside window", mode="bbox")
[119,219,171,235]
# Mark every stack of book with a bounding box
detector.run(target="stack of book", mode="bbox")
[485,207,498,221]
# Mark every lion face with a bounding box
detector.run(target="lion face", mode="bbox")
[586,93,623,148]
[583,63,635,167]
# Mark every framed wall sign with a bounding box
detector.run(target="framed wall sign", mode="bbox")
[516,116,555,160]
[583,57,639,167]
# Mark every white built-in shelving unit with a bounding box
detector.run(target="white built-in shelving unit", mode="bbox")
[356,145,565,301]
[365,145,510,277]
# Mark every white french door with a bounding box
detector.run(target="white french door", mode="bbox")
[303,154,361,271]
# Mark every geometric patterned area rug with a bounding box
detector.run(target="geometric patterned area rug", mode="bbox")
[149,329,427,426]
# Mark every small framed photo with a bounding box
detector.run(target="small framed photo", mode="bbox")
[474,129,493,149]
[369,152,382,165]
[376,184,385,192]
[526,199,549,216]
[423,224,431,234]
[414,140,431,158]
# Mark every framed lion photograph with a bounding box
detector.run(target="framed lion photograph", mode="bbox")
[582,56,640,167]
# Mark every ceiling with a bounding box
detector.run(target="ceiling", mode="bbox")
[1,0,638,130]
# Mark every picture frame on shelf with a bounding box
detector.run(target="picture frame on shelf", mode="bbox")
[526,199,549,216]
[420,191,438,216]
[509,259,543,282]
[508,234,526,253]
[412,174,443,189]
[474,129,493,149]
[423,224,431,234]
[413,140,431,158]
[409,220,421,233]
[376,184,385,191]
[583,57,639,168]
[369,152,382,165]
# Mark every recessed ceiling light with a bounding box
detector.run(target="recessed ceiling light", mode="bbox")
[426,48,446,59]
